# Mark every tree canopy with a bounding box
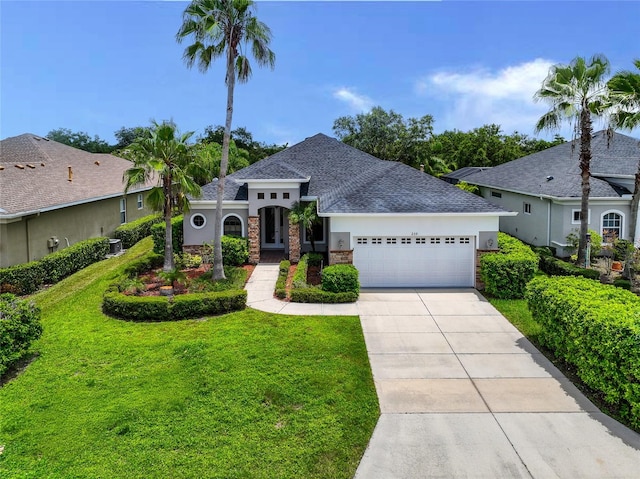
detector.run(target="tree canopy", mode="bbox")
[46,128,113,153]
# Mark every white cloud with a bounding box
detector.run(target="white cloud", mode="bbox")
[416,59,570,136]
[332,87,374,112]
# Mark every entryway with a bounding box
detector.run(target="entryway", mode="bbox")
[260,206,288,250]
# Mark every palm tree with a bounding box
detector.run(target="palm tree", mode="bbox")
[288,201,321,253]
[177,0,275,280]
[124,121,203,272]
[609,59,640,245]
[534,55,611,266]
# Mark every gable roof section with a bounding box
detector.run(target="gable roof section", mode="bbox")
[464,131,639,199]
[0,133,153,217]
[200,133,507,215]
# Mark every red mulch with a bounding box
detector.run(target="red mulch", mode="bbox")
[307,265,322,286]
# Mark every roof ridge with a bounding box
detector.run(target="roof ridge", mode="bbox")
[26,135,54,162]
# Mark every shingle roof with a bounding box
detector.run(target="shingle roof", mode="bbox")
[464,131,639,198]
[0,133,153,216]
[442,167,492,182]
[200,133,507,214]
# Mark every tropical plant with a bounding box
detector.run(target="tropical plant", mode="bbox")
[288,201,321,253]
[177,0,275,280]
[609,59,640,245]
[123,121,204,272]
[534,54,611,266]
[158,268,188,289]
[192,140,250,185]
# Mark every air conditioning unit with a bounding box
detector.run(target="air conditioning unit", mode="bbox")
[47,237,59,248]
[109,239,122,255]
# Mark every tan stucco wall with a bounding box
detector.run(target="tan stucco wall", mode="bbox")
[0,192,152,267]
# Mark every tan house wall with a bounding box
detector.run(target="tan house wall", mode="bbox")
[0,192,152,268]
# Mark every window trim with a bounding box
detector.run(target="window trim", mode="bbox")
[190,213,207,230]
[571,209,591,225]
[137,193,143,210]
[600,210,624,242]
[523,202,531,215]
[119,198,127,224]
[222,213,245,237]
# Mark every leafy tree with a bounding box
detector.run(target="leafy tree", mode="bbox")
[534,54,611,266]
[192,140,250,185]
[333,106,434,167]
[177,0,276,280]
[123,121,204,272]
[46,128,113,153]
[609,59,640,245]
[114,126,153,150]
[200,124,285,163]
[288,201,321,252]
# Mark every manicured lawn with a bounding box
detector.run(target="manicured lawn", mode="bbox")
[0,239,379,478]
[487,298,542,341]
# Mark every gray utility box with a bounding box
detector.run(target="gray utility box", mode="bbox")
[109,239,122,255]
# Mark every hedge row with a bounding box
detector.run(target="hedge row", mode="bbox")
[526,276,640,428]
[275,260,290,299]
[289,254,359,303]
[0,293,42,377]
[538,254,600,280]
[0,237,110,295]
[321,264,359,294]
[480,233,538,299]
[290,288,358,303]
[114,213,163,249]
[151,216,184,255]
[292,254,309,289]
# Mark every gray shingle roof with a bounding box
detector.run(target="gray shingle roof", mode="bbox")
[464,131,639,198]
[442,166,492,182]
[200,133,507,214]
[0,133,153,216]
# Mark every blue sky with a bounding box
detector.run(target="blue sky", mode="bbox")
[2,1,639,146]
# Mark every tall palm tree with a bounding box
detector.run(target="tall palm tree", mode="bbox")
[534,55,611,266]
[609,59,640,245]
[124,121,203,272]
[177,0,275,280]
[288,201,320,253]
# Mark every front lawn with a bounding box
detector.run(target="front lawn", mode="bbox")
[0,239,379,478]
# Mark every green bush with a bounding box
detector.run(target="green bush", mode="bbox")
[614,239,634,261]
[0,261,45,295]
[290,287,358,304]
[307,253,323,267]
[538,255,600,280]
[151,216,184,255]
[0,293,42,377]
[221,236,249,266]
[114,213,163,249]
[292,254,310,289]
[480,233,538,299]
[122,252,164,278]
[40,237,110,283]
[322,264,359,294]
[275,260,290,299]
[526,276,640,428]
[613,279,631,290]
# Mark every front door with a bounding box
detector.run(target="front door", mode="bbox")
[261,206,285,249]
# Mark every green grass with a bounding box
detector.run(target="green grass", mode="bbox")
[488,298,542,341]
[0,238,379,478]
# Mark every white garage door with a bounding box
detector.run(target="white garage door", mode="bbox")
[353,236,475,288]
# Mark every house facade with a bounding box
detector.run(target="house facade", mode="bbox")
[185,134,513,288]
[463,131,639,257]
[0,134,154,267]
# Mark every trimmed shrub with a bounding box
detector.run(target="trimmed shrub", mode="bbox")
[613,279,631,290]
[221,235,249,266]
[114,213,163,249]
[526,276,640,428]
[40,237,110,283]
[480,233,538,299]
[290,254,359,303]
[307,253,323,267]
[292,254,310,289]
[122,252,164,278]
[151,216,184,255]
[538,255,600,280]
[290,287,358,304]
[0,261,45,296]
[275,260,290,299]
[0,293,42,377]
[322,264,359,294]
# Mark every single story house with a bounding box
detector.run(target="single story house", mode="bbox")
[462,130,640,257]
[442,166,491,185]
[0,133,154,267]
[185,133,514,288]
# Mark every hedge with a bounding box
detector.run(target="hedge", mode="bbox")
[151,216,183,255]
[114,213,163,249]
[0,237,109,295]
[292,254,310,289]
[538,255,600,280]
[480,233,538,299]
[526,276,640,428]
[275,260,290,299]
[289,254,359,303]
[0,293,42,377]
[321,264,359,294]
[221,236,249,266]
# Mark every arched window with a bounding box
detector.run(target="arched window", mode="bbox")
[223,215,243,237]
[601,211,622,242]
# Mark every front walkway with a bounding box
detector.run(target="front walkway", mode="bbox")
[246,264,640,478]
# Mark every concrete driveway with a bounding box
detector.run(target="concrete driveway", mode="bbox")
[354,288,640,478]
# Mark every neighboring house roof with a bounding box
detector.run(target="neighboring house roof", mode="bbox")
[442,167,492,182]
[200,133,507,215]
[0,133,152,217]
[464,131,639,199]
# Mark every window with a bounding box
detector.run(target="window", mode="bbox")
[137,193,143,210]
[386,237,397,244]
[572,209,591,224]
[304,220,324,243]
[190,213,206,229]
[415,237,427,244]
[356,237,367,245]
[257,192,265,199]
[459,237,471,244]
[430,237,441,244]
[270,192,277,199]
[283,192,290,199]
[491,191,502,198]
[602,212,622,242]
[223,215,243,236]
[401,237,412,244]
[119,198,126,224]
[445,237,455,244]
[371,237,382,245]
[523,202,531,214]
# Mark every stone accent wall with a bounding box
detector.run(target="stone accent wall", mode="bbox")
[248,216,260,264]
[288,222,301,263]
[475,249,497,290]
[329,250,353,265]
[183,245,204,255]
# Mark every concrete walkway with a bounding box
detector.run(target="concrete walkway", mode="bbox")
[246,264,640,478]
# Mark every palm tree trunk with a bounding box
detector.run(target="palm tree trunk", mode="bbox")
[630,162,640,246]
[163,174,174,272]
[212,46,237,280]
[577,108,592,267]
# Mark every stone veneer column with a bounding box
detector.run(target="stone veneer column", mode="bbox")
[248,216,260,264]
[328,250,353,265]
[288,222,301,263]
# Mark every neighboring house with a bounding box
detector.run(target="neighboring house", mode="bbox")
[185,133,513,288]
[462,130,640,257]
[442,166,491,185]
[0,133,154,267]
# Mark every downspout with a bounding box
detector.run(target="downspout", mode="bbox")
[546,199,551,246]
[25,216,31,262]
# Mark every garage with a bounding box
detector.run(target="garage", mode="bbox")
[352,236,475,288]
